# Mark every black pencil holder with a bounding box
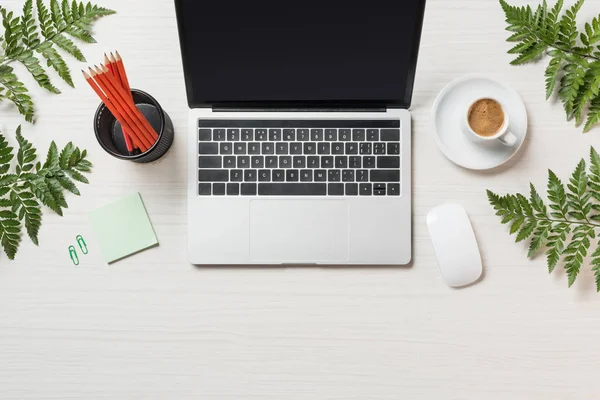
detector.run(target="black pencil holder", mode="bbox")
[94,89,174,163]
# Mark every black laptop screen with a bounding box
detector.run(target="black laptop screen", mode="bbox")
[174,1,426,108]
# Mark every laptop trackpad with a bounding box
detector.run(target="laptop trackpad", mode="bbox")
[249,200,349,263]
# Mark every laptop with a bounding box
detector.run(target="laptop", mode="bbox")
[174,0,426,265]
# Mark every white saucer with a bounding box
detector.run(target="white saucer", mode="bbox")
[431,75,528,170]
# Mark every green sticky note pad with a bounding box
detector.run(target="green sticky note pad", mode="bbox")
[89,193,158,263]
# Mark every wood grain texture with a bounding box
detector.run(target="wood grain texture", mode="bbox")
[1,0,599,398]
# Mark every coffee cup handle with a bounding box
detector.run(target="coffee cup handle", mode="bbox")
[498,131,518,147]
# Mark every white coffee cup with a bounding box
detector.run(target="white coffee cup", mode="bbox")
[464,98,517,146]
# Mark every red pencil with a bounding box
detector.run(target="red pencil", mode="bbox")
[98,64,159,142]
[105,53,134,152]
[83,70,150,152]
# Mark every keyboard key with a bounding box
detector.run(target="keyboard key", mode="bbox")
[259,169,271,182]
[230,169,243,182]
[199,156,222,168]
[297,129,310,141]
[245,169,257,181]
[360,143,372,154]
[307,156,319,168]
[346,183,358,196]
[300,170,313,182]
[290,143,302,154]
[266,156,278,168]
[335,156,348,168]
[328,183,344,196]
[241,183,257,195]
[374,183,386,196]
[357,170,368,182]
[248,143,260,154]
[255,129,268,141]
[388,183,400,196]
[220,142,232,155]
[371,170,400,182]
[258,183,326,196]
[198,129,212,141]
[241,129,253,141]
[339,129,351,141]
[311,129,324,141]
[280,156,292,168]
[332,143,344,154]
[388,143,400,155]
[360,183,373,196]
[318,143,331,154]
[252,156,264,168]
[364,156,376,168]
[294,156,306,168]
[199,143,218,154]
[283,129,295,141]
[227,129,240,141]
[304,143,316,154]
[378,156,400,169]
[234,143,246,154]
[315,170,327,181]
[262,142,275,155]
[213,129,226,141]
[199,170,228,182]
[286,169,299,182]
[273,170,285,181]
[381,129,400,141]
[224,156,236,168]
[349,156,361,168]
[374,143,386,155]
[325,129,337,141]
[345,143,358,155]
[276,143,288,154]
[328,170,341,182]
[352,129,366,141]
[367,129,379,141]
[213,183,226,196]
[238,156,250,168]
[198,183,211,195]
[342,169,355,182]
[269,129,282,141]
[227,183,240,195]
[322,156,334,168]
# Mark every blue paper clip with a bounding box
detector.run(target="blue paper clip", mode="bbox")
[69,245,79,266]
[76,235,88,255]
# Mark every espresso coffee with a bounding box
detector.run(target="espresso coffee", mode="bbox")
[467,99,505,137]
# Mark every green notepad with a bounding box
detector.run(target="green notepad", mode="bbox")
[89,193,158,263]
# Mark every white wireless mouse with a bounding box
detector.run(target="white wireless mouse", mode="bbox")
[427,203,483,287]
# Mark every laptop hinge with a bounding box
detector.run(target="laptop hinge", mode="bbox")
[212,107,387,113]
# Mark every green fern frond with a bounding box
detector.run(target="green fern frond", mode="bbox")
[0,0,115,122]
[500,0,600,132]
[488,146,600,291]
[0,127,91,259]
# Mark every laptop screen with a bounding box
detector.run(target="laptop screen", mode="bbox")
[174,0,426,108]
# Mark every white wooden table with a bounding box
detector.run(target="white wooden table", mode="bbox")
[1,0,599,398]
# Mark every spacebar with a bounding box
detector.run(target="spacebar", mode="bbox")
[258,183,326,196]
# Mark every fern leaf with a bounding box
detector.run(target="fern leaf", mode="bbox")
[43,141,59,169]
[584,95,600,132]
[36,0,55,38]
[0,65,35,123]
[51,33,85,61]
[0,214,21,260]
[36,41,73,87]
[50,0,66,31]
[592,245,600,292]
[20,0,40,48]
[15,51,60,93]
[545,56,563,99]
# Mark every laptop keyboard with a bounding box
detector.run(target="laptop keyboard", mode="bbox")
[197,120,402,196]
